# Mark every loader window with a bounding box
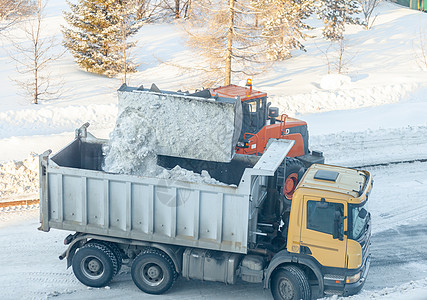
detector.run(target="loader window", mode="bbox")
[307,200,344,235]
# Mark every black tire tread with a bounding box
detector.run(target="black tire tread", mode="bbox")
[271,265,311,300]
[277,157,305,199]
[282,265,311,300]
[73,242,117,287]
[131,248,177,295]
[87,240,123,276]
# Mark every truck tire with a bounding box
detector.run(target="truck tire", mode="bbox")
[277,158,305,200]
[131,248,177,295]
[72,242,117,287]
[271,265,311,300]
[87,240,123,276]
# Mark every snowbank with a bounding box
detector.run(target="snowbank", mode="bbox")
[320,74,351,90]
[0,154,39,201]
[270,82,418,117]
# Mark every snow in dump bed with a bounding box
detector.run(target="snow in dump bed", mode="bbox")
[103,106,226,185]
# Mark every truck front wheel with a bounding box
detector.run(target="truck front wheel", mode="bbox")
[131,248,177,295]
[72,243,117,287]
[271,265,311,300]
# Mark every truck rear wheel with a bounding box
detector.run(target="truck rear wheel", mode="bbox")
[87,240,123,276]
[131,248,177,295]
[72,243,117,287]
[277,158,305,200]
[271,265,311,300]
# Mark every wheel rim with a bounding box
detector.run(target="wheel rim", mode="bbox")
[284,173,298,199]
[278,277,295,300]
[81,255,104,280]
[141,262,164,287]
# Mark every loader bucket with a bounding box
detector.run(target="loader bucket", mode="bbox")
[116,84,242,163]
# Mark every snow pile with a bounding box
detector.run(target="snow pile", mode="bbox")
[0,104,117,139]
[103,108,160,176]
[157,166,225,185]
[103,106,225,185]
[270,82,418,116]
[320,74,351,90]
[116,89,240,162]
[310,125,427,167]
[0,154,39,200]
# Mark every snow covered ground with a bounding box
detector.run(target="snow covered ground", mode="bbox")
[1,161,427,300]
[0,0,427,299]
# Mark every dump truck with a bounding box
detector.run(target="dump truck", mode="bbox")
[117,82,324,201]
[39,124,372,300]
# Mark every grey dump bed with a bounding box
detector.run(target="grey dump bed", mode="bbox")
[39,126,293,254]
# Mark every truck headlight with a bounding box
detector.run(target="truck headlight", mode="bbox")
[346,272,361,283]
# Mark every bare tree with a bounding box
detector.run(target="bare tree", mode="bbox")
[117,0,147,85]
[414,21,427,70]
[10,0,64,104]
[184,0,271,86]
[160,0,192,19]
[357,0,382,29]
[319,37,356,74]
[136,0,164,21]
[0,0,34,32]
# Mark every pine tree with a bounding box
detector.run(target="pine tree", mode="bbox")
[318,0,361,40]
[62,0,143,77]
[252,0,314,61]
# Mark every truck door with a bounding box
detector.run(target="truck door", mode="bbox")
[300,197,347,268]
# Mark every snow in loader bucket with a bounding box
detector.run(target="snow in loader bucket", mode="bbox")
[117,84,243,163]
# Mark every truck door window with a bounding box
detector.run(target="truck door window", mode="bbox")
[307,200,344,235]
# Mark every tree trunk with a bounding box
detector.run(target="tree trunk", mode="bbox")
[34,65,38,104]
[175,0,180,18]
[224,0,235,86]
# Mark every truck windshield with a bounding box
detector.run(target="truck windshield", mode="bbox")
[349,201,370,241]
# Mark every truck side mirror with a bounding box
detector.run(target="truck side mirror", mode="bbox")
[358,208,368,219]
[333,211,344,241]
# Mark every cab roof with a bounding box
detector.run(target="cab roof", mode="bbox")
[209,84,267,101]
[299,164,371,201]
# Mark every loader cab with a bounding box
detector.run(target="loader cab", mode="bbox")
[209,82,268,140]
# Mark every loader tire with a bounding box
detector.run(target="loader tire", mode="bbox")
[277,158,305,200]
[131,248,177,295]
[72,242,117,287]
[271,265,311,300]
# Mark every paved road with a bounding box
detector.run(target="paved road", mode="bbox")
[364,223,427,291]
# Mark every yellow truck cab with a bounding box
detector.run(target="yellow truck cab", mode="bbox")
[281,164,372,297]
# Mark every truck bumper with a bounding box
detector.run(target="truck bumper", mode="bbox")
[343,255,371,296]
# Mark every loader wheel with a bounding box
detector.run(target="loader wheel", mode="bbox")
[271,265,311,300]
[131,248,177,295]
[277,158,305,200]
[72,242,117,287]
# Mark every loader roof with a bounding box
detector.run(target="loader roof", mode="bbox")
[209,84,267,101]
